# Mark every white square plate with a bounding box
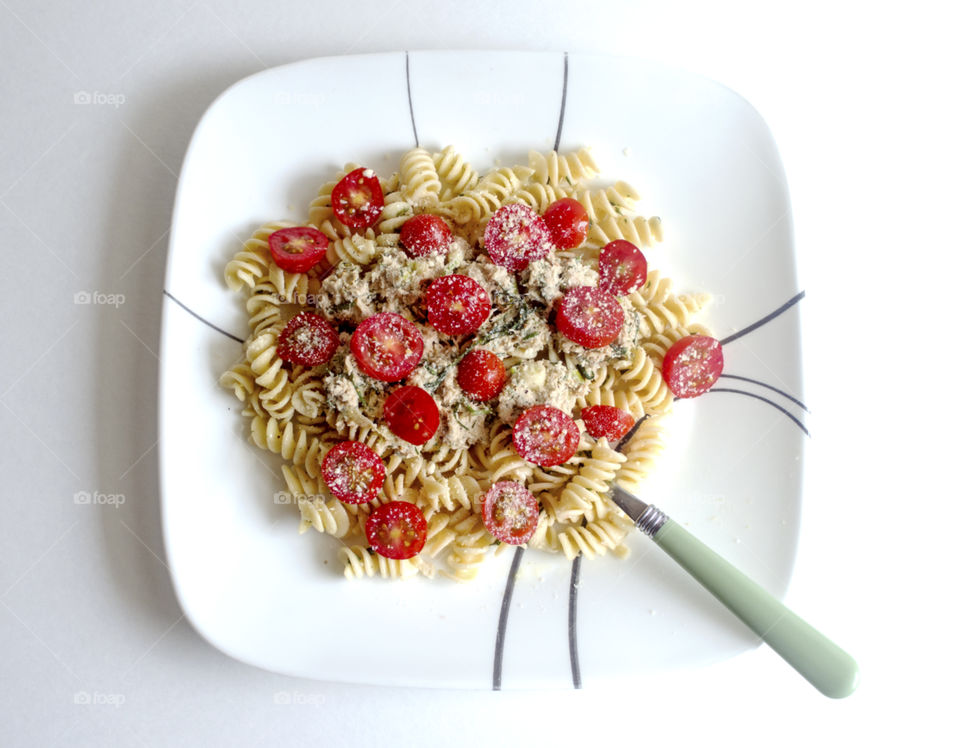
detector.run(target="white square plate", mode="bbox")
[159,51,805,688]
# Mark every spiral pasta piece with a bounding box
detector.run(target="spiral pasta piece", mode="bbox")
[339,546,419,580]
[586,213,663,250]
[528,148,599,188]
[224,222,294,292]
[419,474,483,512]
[433,145,480,200]
[555,442,628,523]
[377,190,414,235]
[250,415,328,476]
[616,417,666,491]
[634,292,711,339]
[399,147,442,207]
[556,514,634,560]
[614,346,673,415]
[440,166,533,225]
[326,229,380,267]
[219,362,257,402]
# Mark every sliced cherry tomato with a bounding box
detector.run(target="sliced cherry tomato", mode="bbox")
[482,481,539,545]
[268,226,329,273]
[399,213,452,258]
[321,441,386,505]
[350,313,424,382]
[555,286,625,349]
[512,405,579,467]
[365,501,427,560]
[483,203,553,272]
[332,167,384,230]
[457,349,506,401]
[276,311,339,367]
[383,385,440,446]
[598,240,648,296]
[581,405,635,441]
[662,335,724,398]
[425,275,491,335]
[542,197,589,249]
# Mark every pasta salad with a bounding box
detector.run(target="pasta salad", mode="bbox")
[220,146,721,581]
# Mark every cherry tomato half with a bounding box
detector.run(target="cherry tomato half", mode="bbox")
[512,405,579,467]
[598,240,647,296]
[425,275,491,336]
[321,441,386,505]
[383,385,440,446]
[662,335,724,398]
[399,213,452,258]
[350,313,424,382]
[365,501,427,560]
[332,167,385,230]
[457,349,506,401]
[555,286,625,349]
[581,405,635,442]
[543,198,589,250]
[276,311,339,367]
[483,203,553,272]
[268,226,329,273]
[482,481,540,545]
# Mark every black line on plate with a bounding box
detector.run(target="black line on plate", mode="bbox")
[706,388,810,436]
[719,290,805,346]
[553,52,569,152]
[718,373,808,412]
[163,290,244,344]
[568,553,583,689]
[405,51,419,148]
[492,546,525,691]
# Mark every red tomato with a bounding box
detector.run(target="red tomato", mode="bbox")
[483,203,553,272]
[555,286,625,349]
[383,385,440,445]
[321,441,386,505]
[350,313,424,382]
[543,198,589,249]
[662,335,724,398]
[512,405,579,467]
[365,501,427,560]
[481,481,540,545]
[581,405,635,441]
[332,167,384,230]
[457,349,506,401]
[598,240,647,296]
[268,226,329,273]
[276,311,339,367]
[399,214,452,257]
[425,275,491,335]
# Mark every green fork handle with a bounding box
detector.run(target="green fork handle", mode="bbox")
[653,519,859,698]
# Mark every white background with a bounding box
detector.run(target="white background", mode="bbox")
[1,1,957,745]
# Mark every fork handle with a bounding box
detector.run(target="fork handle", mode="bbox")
[651,518,859,698]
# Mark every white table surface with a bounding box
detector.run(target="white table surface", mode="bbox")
[2,1,957,745]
